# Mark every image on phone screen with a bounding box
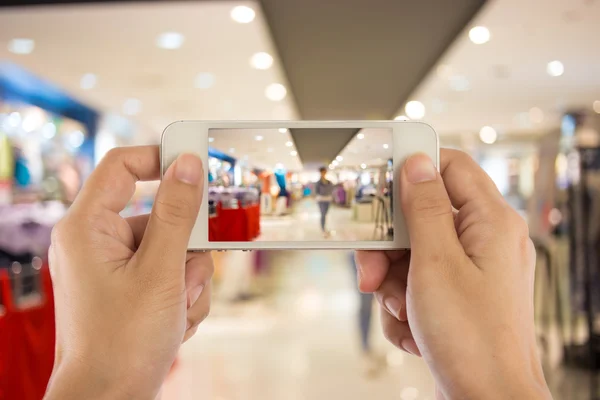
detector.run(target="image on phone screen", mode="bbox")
[206,128,393,242]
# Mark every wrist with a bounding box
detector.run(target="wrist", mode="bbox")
[44,356,156,400]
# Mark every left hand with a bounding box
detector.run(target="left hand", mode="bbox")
[45,146,213,399]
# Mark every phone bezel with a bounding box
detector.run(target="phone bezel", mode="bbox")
[161,120,439,250]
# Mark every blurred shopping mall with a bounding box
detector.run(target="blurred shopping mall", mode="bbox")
[1,0,600,399]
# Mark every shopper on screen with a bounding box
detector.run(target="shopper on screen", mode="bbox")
[44,147,552,400]
[315,166,334,237]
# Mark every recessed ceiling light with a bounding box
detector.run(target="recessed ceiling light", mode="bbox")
[250,52,273,70]
[290,151,297,156]
[329,165,335,170]
[255,135,264,141]
[394,115,410,121]
[593,100,600,114]
[479,126,497,144]
[156,32,184,50]
[357,133,365,140]
[267,147,274,153]
[195,73,215,89]
[336,156,343,161]
[123,98,142,115]
[279,128,288,133]
[231,5,255,23]
[383,144,389,149]
[529,107,544,124]
[208,137,215,142]
[42,122,56,139]
[8,38,34,54]
[285,141,293,147]
[405,101,426,119]
[361,163,367,169]
[229,148,235,153]
[68,130,85,148]
[332,160,339,166]
[80,73,97,90]
[547,61,564,77]
[265,83,287,101]
[469,26,491,44]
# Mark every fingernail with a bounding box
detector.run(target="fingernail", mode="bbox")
[402,338,421,357]
[405,154,436,183]
[165,153,202,185]
[384,296,402,319]
[188,284,204,307]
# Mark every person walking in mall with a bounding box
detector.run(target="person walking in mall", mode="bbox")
[44,147,553,400]
[315,166,334,238]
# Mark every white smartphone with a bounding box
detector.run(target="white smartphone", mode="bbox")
[161,121,439,250]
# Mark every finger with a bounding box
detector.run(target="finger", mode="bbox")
[71,146,160,215]
[185,252,214,308]
[137,154,204,276]
[185,282,211,338]
[126,214,150,249]
[355,251,389,292]
[380,309,420,356]
[400,153,462,259]
[374,261,409,322]
[439,149,504,210]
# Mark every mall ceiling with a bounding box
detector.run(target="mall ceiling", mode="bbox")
[1,0,487,166]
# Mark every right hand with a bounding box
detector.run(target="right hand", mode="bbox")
[356,149,552,399]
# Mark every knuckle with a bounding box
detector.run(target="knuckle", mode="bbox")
[104,147,125,163]
[409,191,451,219]
[154,197,195,226]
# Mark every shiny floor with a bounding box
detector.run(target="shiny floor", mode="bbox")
[162,250,597,400]
[258,199,389,242]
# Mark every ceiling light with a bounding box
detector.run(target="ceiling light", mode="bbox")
[285,141,293,147]
[229,148,235,153]
[336,156,343,161]
[383,144,389,149]
[405,101,426,120]
[68,130,85,148]
[593,100,600,114]
[8,38,34,54]
[361,163,367,169]
[329,165,335,170]
[357,133,365,140]
[231,5,255,23]
[255,135,263,141]
[250,52,273,70]
[332,160,339,166]
[469,26,491,44]
[80,73,97,90]
[394,115,409,121]
[479,126,497,144]
[42,122,56,139]
[290,151,297,156]
[547,61,564,77]
[267,147,274,152]
[279,128,288,133]
[208,137,215,142]
[156,32,184,50]
[529,107,544,124]
[265,83,287,101]
[123,98,142,115]
[195,73,215,89]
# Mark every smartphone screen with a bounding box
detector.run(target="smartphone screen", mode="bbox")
[206,127,393,242]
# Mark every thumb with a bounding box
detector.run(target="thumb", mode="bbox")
[400,153,461,260]
[136,153,203,275]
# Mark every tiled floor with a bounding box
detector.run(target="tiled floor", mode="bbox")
[258,199,390,242]
[162,250,598,400]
